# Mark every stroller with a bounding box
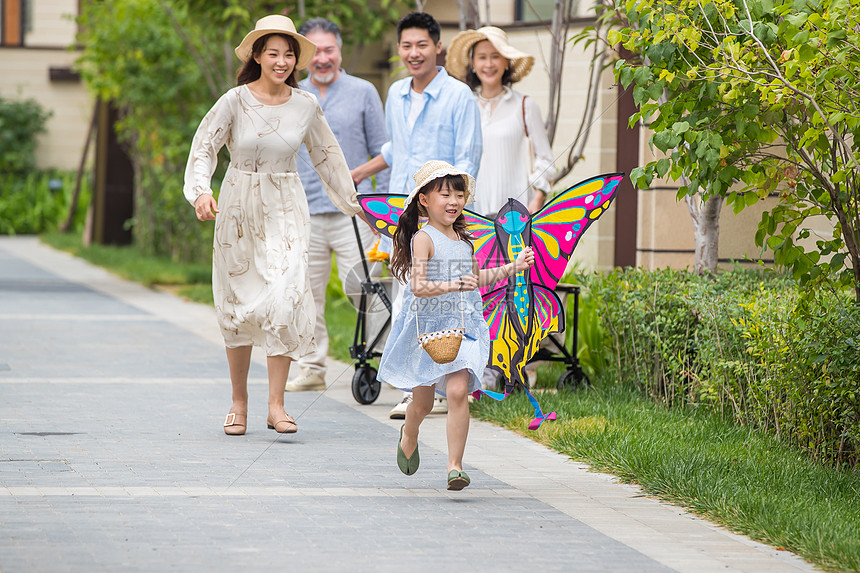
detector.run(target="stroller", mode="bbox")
[347,217,392,404]
[346,217,587,404]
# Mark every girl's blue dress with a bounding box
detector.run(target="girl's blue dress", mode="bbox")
[377,225,490,396]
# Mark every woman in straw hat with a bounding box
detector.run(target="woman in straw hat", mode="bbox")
[446,26,555,217]
[183,15,364,436]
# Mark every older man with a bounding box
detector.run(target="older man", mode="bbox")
[287,18,390,391]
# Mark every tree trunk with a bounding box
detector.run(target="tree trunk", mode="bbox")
[456,0,480,29]
[685,194,721,274]
[60,101,98,232]
[545,1,575,145]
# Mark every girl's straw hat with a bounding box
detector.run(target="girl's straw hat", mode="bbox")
[404,160,476,210]
[235,15,317,70]
[446,26,534,83]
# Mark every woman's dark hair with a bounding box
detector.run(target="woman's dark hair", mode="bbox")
[397,12,441,43]
[464,42,513,90]
[389,174,473,283]
[236,33,301,88]
[465,67,513,90]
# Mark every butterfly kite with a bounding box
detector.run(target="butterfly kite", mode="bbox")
[360,173,623,429]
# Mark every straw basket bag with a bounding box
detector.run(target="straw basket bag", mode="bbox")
[416,291,465,364]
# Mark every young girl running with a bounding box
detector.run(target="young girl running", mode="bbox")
[377,160,534,490]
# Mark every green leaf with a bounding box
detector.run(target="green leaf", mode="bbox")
[827,30,848,47]
[672,121,690,135]
[655,157,671,178]
[646,84,664,101]
[785,13,808,28]
[829,253,847,271]
[791,30,810,46]
[633,66,652,86]
[619,65,634,89]
[798,44,816,62]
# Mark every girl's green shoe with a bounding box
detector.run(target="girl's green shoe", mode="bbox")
[396,424,419,475]
[447,469,470,491]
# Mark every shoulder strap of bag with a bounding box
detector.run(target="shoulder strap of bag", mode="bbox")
[522,95,529,138]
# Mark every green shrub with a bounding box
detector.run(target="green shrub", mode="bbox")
[0,171,91,235]
[580,267,860,468]
[0,96,51,173]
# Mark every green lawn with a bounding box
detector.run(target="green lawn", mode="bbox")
[39,231,860,572]
[470,386,860,572]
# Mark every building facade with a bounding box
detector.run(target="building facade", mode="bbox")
[2,0,775,270]
[1,0,93,171]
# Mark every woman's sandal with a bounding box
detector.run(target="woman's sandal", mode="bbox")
[223,412,247,436]
[447,469,470,491]
[267,412,298,434]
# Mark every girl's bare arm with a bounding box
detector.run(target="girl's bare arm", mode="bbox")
[476,246,535,287]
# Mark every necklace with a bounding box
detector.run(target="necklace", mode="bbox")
[476,90,505,104]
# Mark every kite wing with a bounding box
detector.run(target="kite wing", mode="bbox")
[529,173,623,289]
[358,194,408,238]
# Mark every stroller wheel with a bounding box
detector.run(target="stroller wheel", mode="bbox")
[352,366,380,404]
[557,368,589,391]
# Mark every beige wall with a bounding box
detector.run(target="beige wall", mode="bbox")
[0,48,93,171]
[0,0,93,171]
[25,0,78,47]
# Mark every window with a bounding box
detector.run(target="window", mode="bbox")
[2,0,24,46]
[515,0,556,23]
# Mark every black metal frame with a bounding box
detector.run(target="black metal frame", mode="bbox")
[348,217,392,404]
[526,283,589,390]
[348,217,391,365]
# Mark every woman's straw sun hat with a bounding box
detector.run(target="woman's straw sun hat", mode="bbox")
[446,26,534,83]
[404,160,476,210]
[235,15,317,71]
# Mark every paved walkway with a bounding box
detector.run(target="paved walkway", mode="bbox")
[0,236,817,572]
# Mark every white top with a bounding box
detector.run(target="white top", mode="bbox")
[472,86,555,216]
[407,88,426,131]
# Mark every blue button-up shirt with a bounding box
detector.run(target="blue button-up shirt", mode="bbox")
[298,71,390,215]
[381,67,482,194]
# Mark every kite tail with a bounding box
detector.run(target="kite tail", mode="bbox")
[523,385,557,430]
[471,389,506,401]
[470,387,557,431]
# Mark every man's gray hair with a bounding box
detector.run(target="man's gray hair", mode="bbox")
[298,18,343,47]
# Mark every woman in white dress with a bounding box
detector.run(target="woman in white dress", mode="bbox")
[446,27,557,390]
[184,15,362,436]
[445,26,555,216]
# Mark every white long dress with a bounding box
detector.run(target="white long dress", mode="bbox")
[183,84,360,358]
[472,86,555,217]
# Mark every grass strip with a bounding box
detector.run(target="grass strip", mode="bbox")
[40,232,211,288]
[39,232,362,360]
[471,384,860,572]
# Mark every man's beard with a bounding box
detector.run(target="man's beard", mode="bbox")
[310,69,337,85]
